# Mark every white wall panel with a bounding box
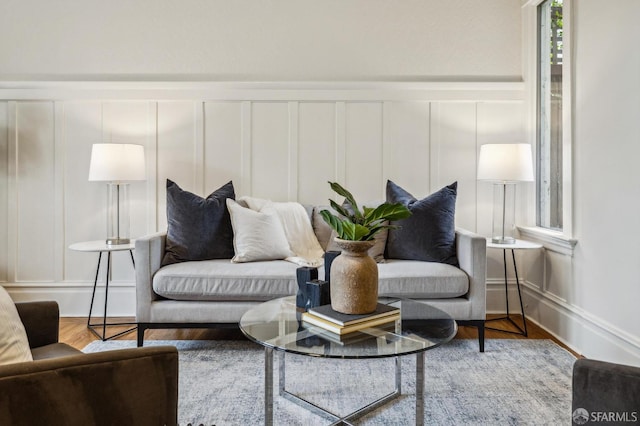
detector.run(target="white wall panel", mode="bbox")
[0,102,7,282]
[544,250,571,303]
[204,102,243,197]
[63,102,104,281]
[251,102,290,201]
[382,101,431,199]
[0,85,529,321]
[14,102,55,282]
[430,102,477,232]
[157,101,199,230]
[523,246,545,292]
[298,102,337,205]
[345,102,383,201]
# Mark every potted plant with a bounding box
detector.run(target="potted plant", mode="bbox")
[320,182,411,314]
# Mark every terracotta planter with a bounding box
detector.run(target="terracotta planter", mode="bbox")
[330,238,378,315]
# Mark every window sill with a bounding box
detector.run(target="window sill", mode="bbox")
[517,226,577,256]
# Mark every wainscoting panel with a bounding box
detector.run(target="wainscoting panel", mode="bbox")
[203,101,244,198]
[344,102,384,202]
[543,249,572,303]
[251,102,290,201]
[0,82,529,317]
[63,101,104,282]
[430,102,478,233]
[157,101,199,230]
[297,102,337,205]
[0,102,7,283]
[14,101,56,283]
[382,101,431,201]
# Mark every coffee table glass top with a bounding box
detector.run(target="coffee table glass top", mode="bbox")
[239,296,457,359]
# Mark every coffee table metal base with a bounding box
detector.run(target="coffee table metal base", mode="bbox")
[264,348,424,426]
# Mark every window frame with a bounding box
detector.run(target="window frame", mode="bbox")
[521,0,574,250]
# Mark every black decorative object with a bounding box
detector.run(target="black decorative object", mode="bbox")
[306,279,330,308]
[295,267,318,310]
[323,251,341,282]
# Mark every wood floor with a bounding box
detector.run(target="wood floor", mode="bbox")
[59,314,581,358]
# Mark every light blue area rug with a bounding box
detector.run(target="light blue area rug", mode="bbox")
[83,339,576,425]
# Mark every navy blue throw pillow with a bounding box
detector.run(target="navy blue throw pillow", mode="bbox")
[385,181,458,265]
[162,180,235,265]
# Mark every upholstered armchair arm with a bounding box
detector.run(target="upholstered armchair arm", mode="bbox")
[455,228,487,321]
[0,346,178,426]
[15,301,60,349]
[135,232,167,322]
[572,359,640,417]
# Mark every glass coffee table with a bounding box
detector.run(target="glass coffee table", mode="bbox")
[239,296,457,425]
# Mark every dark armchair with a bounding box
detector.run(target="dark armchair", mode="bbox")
[572,358,640,424]
[0,301,179,426]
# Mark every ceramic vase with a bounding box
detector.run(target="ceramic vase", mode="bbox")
[330,238,378,314]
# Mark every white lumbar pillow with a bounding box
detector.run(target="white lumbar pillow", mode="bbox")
[240,196,325,267]
[0,286,33,365]
[226,199,293,263]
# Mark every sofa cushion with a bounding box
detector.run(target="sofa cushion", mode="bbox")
[385,181,458,265]
[153,260,300,301]
[153,258,468,302]
[240,196,324,267]
[377,260,468,299]
[162,180,235,265]
[312,205,334,250]
[0,286,33,365]
[227,199,293,263]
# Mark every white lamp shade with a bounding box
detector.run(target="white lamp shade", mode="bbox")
[88,143,146,182]
[477,143,534,182]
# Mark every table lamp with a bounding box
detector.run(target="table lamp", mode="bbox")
[89,143,146,245]
[477,143,534,244]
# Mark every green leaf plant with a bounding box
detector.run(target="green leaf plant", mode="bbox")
[320,182,412,241]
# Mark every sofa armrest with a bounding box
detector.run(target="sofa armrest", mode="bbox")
[572,359,640,417]
[455,228,487,320]
[135,232,167,322]
[0,346,178,426]
[15,301,60,349]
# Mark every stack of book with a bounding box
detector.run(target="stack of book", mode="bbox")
[301,303,400,336]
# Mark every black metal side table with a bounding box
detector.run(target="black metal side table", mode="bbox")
[486,238,542,337]
[69,240,137,341]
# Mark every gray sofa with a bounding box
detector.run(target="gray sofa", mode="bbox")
[135,210,487,350]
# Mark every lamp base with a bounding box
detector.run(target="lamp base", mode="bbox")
[491,236,516,245]
[106,238,130,246]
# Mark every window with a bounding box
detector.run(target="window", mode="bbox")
[537,0,563,230]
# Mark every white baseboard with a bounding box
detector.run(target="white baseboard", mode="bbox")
[6,283,136,317]
[487,278,640,366]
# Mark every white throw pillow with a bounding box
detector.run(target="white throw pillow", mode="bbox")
[241,196,325,267]
[226,199,293,263]
[0,286,33,365]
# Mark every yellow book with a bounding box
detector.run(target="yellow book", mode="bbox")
[302,311,400,335]
[301,322,397,345]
